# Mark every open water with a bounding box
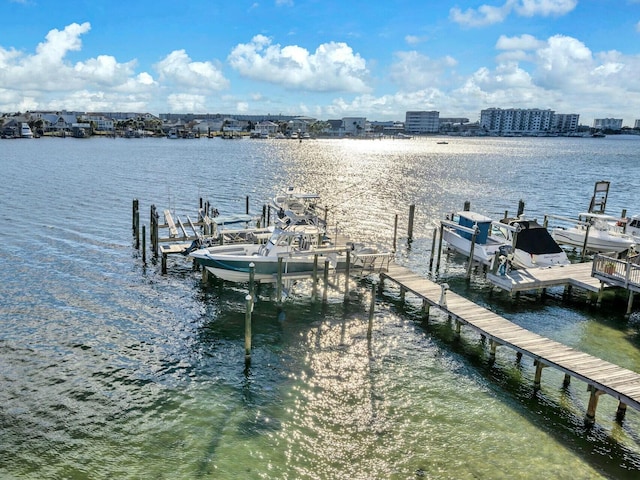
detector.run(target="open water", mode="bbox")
[1,135,640,479]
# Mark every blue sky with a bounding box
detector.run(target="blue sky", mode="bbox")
[1,0,639,125]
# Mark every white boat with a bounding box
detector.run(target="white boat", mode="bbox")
[272,186,322,219]
[494,217,570,268]
[190,221,358,283]
[551,213,636,253]
[20,123,33,138]
[441,212,509,266]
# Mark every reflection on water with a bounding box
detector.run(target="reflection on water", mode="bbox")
[1,136,640,478]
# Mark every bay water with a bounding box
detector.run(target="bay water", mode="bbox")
[1,135,640,479]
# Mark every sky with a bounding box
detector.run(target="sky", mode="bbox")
[1,0,639,125]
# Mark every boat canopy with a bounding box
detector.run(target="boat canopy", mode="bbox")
[457,211,493,244]
[512,221,563,255]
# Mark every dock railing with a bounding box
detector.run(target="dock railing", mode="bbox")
[592,254,640,292]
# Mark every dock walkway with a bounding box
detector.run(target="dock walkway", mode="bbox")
[380,263,640,423]
[486,261,606,295]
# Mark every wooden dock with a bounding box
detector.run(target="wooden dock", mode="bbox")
[486,261,609,296]
[380,263,640,424]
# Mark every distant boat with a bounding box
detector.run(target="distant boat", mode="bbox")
[436,141,448,144]
[20,123,33,138]
[395,133,413,139]
[591,131,606,138]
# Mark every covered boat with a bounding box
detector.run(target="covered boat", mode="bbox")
[495,218,570,268]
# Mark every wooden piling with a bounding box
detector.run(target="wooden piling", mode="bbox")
[277,257,283,303]
[393,214,399,252]
[249,263,255,300]
[407,204,415,240]
[344,250,351,300]
[368,281,376,338]
[312,254,318,301]
[245,294,253,365]
[585,387,604,425]
[323,258,330,303]
[429,226,437,271]
[466,227,478,279]
[245,196,250,215]
[436,223,444,271]
[142,226,146,264]
[517,199,525,217]
[463,200,470,211]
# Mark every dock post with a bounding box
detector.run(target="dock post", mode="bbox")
[454,320,461,339]
[621,209,627,233]
[312,254,318,301]
[142,226,146,264]
[533,361,546,391]
[407,204,415,240]
[466,227,478,279]
[161,253,167,275]
[267,205,272,226]
[277,258,283,303]
[245,294,253,366]
[585,387,604,425]
[489,340,498,363]
[323,258,330,303]
[202,266,209,283]
[422,299,430,322]
[132,199,138,234]
[596,281,605,306]
[368,281,376,338]
[429,226,438,271]
[616,401,628,422]
[249,263,255,300]
[563,374,571,387]
[463,201,470,211]
[262,205,266,227]
[246,196,250,215]
[344,250,351,300]
[626,291,635,318]
[436,223,444,272]
[393,214,398,252]
[517,199,525,217]
[581,224,591,262]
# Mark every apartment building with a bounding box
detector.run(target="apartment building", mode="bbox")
[405,111,440,134]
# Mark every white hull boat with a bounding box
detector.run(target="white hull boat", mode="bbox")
[495,218,570,268]
[190,222,366,283]
[442,212,570,269]
[441,212,509,266]
[551,213,636,253]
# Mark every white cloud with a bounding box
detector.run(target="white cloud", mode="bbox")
[155,50,229,91]
[515,0,577,17]
[405,35,428,45]
[496,34,546,50]
[166,93,207,112]
[0,22,159,112]
[450,0,576,27]
[389,51,457,91]
[450,2,513,27]
[228,35,371,93]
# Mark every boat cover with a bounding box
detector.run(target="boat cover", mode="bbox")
[513,221,563,255]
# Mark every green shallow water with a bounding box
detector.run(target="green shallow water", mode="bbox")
[1,136,640,479]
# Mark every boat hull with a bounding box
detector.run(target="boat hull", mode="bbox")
[552,227,636,253]
[191,245,346,283]
[442,227,506,266]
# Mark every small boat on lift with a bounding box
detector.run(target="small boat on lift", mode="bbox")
[442,212,570,269]
[495,217,570,268]
[441,211,509,267]
[551,213,636,253]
